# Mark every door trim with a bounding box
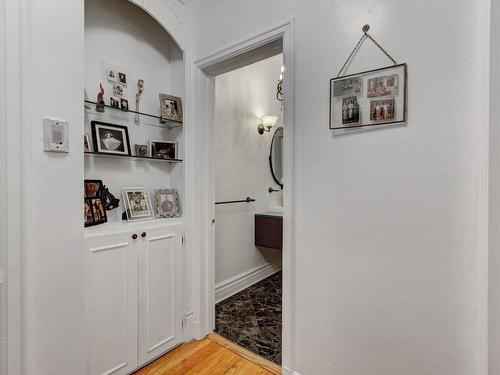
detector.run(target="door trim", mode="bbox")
[190,18,297,374]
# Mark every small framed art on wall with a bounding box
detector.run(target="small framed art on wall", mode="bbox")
[329,64,407,130]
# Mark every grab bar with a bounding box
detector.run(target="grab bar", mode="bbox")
[215,197,255,205]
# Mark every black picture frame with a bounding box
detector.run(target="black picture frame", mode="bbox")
[84,179,107,227]
[84,179,103,199]
[329,63,407,130]
[84,198,108,227]
[91,121,131,156]
[150,140,176,159]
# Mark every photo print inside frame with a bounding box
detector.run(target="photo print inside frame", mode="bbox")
[100,61,131,103]
[122,187,153,221]
[330,64,407,130]
[84,179,107,227]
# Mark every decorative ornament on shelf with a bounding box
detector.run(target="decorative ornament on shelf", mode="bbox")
[135,79,144,123]
[101,185,120,211]
[96,83,105,112]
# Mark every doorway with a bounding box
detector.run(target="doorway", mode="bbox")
[212,53,284,365]
[192,20,296,372]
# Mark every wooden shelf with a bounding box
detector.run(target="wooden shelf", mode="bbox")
[84,151,183,163]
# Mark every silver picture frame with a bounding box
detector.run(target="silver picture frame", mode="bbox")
[154,189,182,218]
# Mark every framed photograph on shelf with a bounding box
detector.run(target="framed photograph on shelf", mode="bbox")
[120,98,129,111]
[155,189,182,218]
[84,179,107,227]
[84,133,91,152]
[84,179,103,198]
[134,144,148,157]
[150,140,176,159]
[118,72,127,86]
[329,63,407,130]
[91,121,131,156]
[159,94,183,123]
[110,97,120,109]
[122,187,153,221]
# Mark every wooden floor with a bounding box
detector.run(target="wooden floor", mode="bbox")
[134,334,281,375]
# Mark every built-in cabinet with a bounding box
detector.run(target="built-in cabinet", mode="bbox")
[84,220,183,375]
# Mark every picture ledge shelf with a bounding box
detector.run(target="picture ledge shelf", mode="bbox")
[84,151,183,163]
[84,100,183,128]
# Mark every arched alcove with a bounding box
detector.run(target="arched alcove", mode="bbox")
[128,0,187,52]
[84,0,185,222]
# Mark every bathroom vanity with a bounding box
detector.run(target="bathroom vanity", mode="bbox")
[255,211,283,250]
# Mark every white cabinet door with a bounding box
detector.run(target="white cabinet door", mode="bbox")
[85,232,138,375]
[137,224,183,364]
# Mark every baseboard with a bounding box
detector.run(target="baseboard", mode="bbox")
[282,366,301,375]
[184,310,195,341]
[215,258,282,303]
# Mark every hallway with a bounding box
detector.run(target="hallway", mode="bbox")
[134,335,280,375]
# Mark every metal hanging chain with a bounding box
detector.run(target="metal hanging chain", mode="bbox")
[337,24,397,77]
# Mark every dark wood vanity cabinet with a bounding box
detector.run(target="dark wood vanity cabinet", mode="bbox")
[255,214,283,250]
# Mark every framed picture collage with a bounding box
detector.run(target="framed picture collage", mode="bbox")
[330,63,407,130]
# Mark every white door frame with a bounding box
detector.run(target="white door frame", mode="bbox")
[1,1,28,375]
[190,19,296,374]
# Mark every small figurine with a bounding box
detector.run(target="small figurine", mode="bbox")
[96,83,105,112]
[135,79,144,123]
[101,185,120,211]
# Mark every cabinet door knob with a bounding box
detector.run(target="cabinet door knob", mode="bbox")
[132,233,138,240]
[141,232,147,238]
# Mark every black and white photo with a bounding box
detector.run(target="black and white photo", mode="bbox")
[159,94,183,123]
[91,121,131,156]
[118,72,127,86]
[110,97,120,109]
[150,140,176,159]
[333,77,362,97]
[120,98,129,111]
[342,96,360,125]
[113,84,124,97]
[134,144,148,157]
[106,68,117,83]
[122,187,153,221]
[155,189,182,218]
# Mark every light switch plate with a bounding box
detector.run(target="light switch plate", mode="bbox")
[43,118,69,153]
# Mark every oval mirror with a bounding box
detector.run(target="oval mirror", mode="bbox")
[269,127,283,188]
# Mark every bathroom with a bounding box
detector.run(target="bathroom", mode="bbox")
[212,53,284,366]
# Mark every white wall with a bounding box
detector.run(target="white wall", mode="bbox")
[1,0,190,374]
[490,1,500,373]
[85,0,184,221]
[214,54,282,286]
[0,2,7,374]
[194,1,488,374]
[24,0,86,374]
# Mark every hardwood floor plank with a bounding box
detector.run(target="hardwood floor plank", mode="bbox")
[208,333,282,375]
[134,336,277,375]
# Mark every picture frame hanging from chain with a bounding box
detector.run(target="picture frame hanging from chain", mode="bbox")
[329,63,407,130]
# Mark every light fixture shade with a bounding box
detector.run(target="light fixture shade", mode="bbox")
[261,115,279,128]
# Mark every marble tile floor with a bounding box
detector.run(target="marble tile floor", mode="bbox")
[215,271,282,365]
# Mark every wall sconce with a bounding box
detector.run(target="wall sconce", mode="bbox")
[258,115,279,134]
